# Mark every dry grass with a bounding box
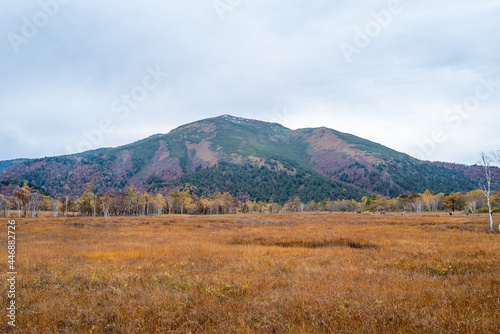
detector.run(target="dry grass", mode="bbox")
[1,212,499,333]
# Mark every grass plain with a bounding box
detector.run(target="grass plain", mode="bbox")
[1,212,499,333]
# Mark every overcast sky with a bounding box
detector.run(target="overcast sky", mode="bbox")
[1,0,499,165]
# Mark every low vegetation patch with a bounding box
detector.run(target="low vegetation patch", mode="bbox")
[231,237,379,249]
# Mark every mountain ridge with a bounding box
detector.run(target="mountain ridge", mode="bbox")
[0,115,486,202]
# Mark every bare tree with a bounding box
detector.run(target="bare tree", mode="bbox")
[28,193,43,217]
[59,196,73,217]
[13,197,22,217]
[464,190,484,214]
[0,194,6,217]
[165,194,174,215]
[479,152,495,232]
[101,194,114,219]
[50,198,59,217]
[4,197,11,217]
[0,195,12,217]
[411,198,424,213]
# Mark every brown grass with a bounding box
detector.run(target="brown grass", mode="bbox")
[1,212,499,333]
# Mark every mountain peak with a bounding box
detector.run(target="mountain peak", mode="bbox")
[220,114,241,120]
[0,115,481,200]
[212,114,289,131]
[219,114,253,125]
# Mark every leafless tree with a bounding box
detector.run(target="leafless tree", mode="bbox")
[411,198,424,213]
[165,195,174,215]
[50,198,59,217]
[464,191,484,214]
[479,152,495,232]
[101,194,114,219]
[28,193,43,217]
[4,197,11,217]
[0,194,7,217]
[0,195,4,215]
[59,196,74,217]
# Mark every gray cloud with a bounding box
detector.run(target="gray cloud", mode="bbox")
[1,0,499,165]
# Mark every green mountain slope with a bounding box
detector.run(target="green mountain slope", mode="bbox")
[153,161,368,204]
[0,115,483,199]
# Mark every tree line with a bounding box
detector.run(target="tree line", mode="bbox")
[0,151,498,224]
[1,182,498,219]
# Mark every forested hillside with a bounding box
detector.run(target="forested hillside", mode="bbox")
[0,115,489,202]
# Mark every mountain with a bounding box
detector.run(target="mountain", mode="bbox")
[0,115,486,203]
[0,158,31,172]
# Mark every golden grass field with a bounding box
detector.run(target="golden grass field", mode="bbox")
[1,212,499,333]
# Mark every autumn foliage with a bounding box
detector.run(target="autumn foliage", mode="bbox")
[1,181,499,220]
